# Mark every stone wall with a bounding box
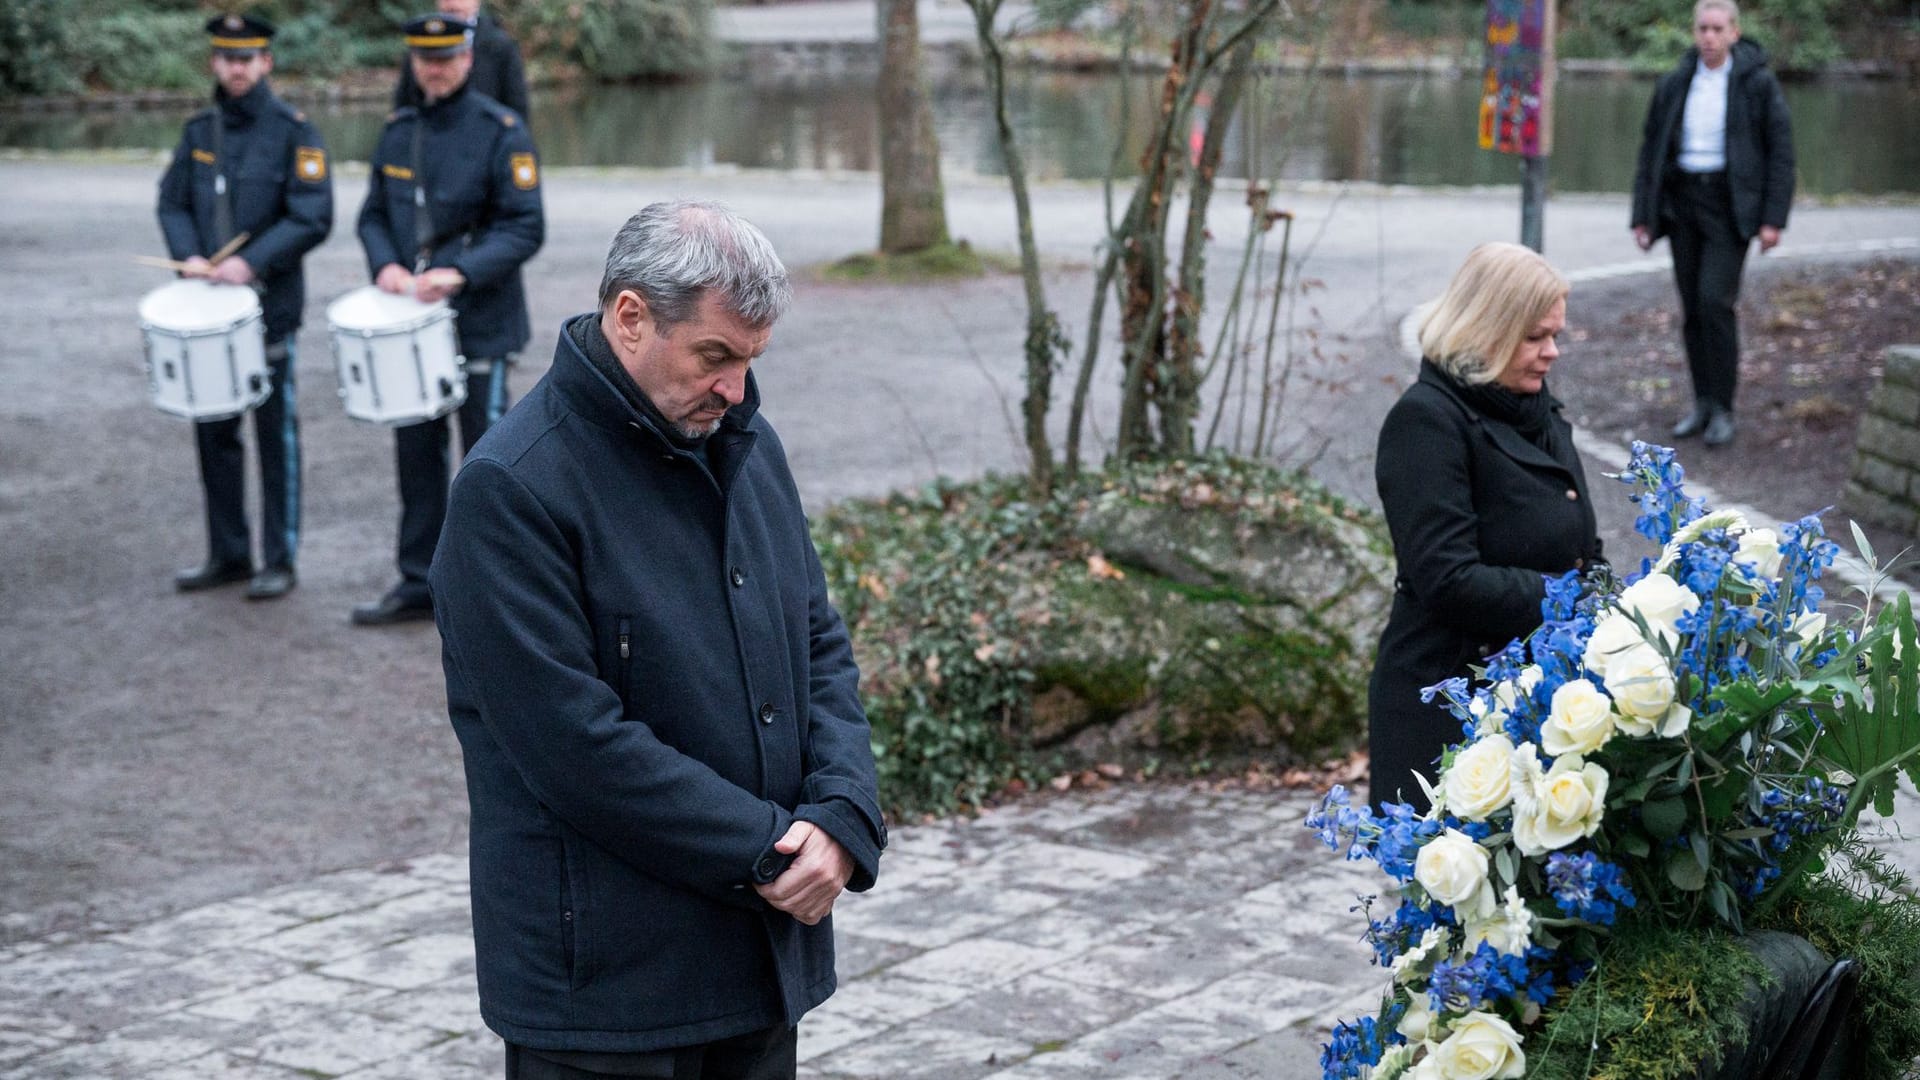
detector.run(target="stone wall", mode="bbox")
[1846,344,1920,535]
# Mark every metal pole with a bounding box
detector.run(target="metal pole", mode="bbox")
[1521,154,1547,252]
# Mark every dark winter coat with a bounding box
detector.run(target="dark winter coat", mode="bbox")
[1630,38,1796,243]
[394,10,531,122]
[357,80,543,360]
[1368,362,1602,810]
[429,314,885,1053]
[156,79,333,340]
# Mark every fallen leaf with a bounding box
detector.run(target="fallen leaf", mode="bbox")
[1087,554,1126,581]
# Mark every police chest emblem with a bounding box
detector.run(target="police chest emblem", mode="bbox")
[296,146,327,182]
[511,153,538,190]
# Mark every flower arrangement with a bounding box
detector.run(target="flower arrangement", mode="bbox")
[1308,443,1920,1080]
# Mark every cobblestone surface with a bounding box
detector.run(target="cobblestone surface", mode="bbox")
[0,785,1392,1079]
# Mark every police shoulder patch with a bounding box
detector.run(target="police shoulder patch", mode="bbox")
[295,146,327,182]
[510,152,538,190]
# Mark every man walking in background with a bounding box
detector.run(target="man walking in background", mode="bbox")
[352,12,543,626]
[1630,0,1795,448]
[157,12,332,600]
[431,201,885,1079]
[394,0,530,123]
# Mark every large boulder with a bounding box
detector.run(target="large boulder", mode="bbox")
[1016,472,1392,762]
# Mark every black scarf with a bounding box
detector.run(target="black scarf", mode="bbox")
[1427,360,1565,457]
[568,315,710,449]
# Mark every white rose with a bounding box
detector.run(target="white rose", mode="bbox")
[1788,611,1829,659]
[1735,527,1784,581]
[1426,1011,1527,1080]
[1396,997,1438,1042]
[1391,925,1450,984]
[1582,612,1645,679]
[1414,829,1496,920]
[1444,735,1516,821]
[1600,644,1693,738]
[1462,884,1533,957]
[1369,1043,1420,1080]
[1540,680,1615,757]
[1510,746,1609,855]
[1654,509,1750,573]
[1617,574,1701,650]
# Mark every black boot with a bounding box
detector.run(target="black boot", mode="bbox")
[175,559,252,592]
[1672,402,1713,439]
[1703,407,1736,448]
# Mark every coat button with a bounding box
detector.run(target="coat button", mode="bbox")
[731,567,745,587]
[1565,488,1579,501]
[759,702,776,724]
[755,855,779,878]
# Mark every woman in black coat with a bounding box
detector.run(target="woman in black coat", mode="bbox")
[1369,242,1603,812]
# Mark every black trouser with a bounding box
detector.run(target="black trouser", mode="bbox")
[391,357,508,602]
[504,1026,798,1080]
[1662,170,1750,413]
[195,338,299,572]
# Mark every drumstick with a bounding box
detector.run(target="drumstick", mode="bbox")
[207,231,251,265]
[132,255,198,272]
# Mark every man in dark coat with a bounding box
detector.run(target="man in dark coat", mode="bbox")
[1630,0,1794,448]
[352,12,544,626]
[157,13,333,600]
[429,200,885,1079]
[393,0,530,123]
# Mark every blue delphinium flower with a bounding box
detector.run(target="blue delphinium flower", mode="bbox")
[1362,899,1448,968]
[1545,851,1639,925]
[1621,442,1706,545]
[1320,1011,1405,1080]
[1426,942,1552,1013]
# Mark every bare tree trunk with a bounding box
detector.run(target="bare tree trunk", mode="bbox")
[878,0,949,254]
[970,0,1060,496]
[1161,33,1254,455]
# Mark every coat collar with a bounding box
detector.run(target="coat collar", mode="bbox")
[548,312,763,455]
[1417,361,1576,480]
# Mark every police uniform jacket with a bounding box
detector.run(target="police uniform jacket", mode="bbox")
[1630,38,1795,244]
[429,314,886,1052]
[157,79,333,341]
[394,10,530,121]
[1368,361,1602,809]
[357,81,543,360]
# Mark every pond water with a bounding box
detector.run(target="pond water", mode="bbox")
[5,68,1916,196]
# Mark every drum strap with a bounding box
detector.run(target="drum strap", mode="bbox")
[410,121,435,274]
[210,116,236,250]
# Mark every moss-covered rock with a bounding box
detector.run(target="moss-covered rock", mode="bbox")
[812,454,1390,815]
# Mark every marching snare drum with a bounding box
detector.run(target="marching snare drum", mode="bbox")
[138,280,270,421]
[326,285,466,425]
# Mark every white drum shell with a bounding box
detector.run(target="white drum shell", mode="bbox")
[138,280,270,421]
[326,286,467,425]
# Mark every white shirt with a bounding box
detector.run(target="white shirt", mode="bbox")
[1677,56,1732,173]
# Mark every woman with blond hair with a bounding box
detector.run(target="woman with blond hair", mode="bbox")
[1368,242,1604,812]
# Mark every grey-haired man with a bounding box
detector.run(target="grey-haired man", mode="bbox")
[429,201,885,1079]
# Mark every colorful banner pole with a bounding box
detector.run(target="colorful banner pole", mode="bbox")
[1479,0,1557,252]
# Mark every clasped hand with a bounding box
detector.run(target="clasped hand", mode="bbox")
[753,820,853,926]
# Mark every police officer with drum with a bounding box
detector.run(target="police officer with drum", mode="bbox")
[157,13,332,601]
[353,13,543,626]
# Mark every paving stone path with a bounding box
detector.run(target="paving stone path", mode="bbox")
[1,784,1388,1079]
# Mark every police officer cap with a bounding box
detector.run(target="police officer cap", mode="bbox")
[206,13,276,57]
[403,13,476,58]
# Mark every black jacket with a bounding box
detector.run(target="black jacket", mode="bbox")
[156,79,333,340]
[394,10,530,122]
[429,315,885,1052]
[357,81,543,360]
[1368,362,1602,808]
[1630,38,1795,243]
